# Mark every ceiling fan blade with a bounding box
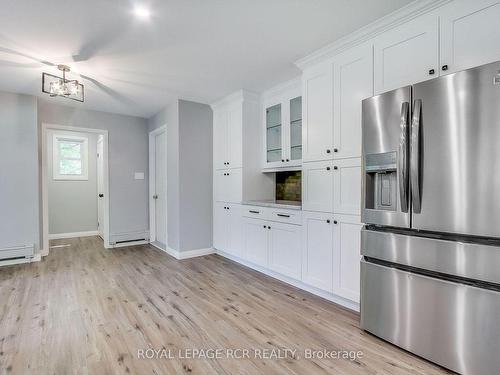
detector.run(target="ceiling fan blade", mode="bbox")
[0,46,55,67]
[0,59,41,68]
[79,74,134,106]
[71,25,128,62]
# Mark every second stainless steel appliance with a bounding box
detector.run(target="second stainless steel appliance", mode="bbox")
[361,61,500,375]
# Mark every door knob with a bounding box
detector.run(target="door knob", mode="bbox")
[98,194,104,198]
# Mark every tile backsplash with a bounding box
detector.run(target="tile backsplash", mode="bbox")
[276,171,301,202]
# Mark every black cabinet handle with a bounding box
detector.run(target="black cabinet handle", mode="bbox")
[333,166,338,170]
[98,194,104,198]
[263,225,266,228]
[326,219,330,224]
[326,166,330,171]
[281,159,284,162]
[326,149,331,153]
[249,210,260,214]
[277,213,290,218]
[333,220,338,224]
[286,159,289,162]
[333,148,338,153]
[428,69,435,75]
[442,65,448,71]
[268,226,271,230]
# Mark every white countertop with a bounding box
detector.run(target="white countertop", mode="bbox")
[242,200,302,210]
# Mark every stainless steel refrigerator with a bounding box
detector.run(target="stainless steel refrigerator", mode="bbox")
[361,61,500,375]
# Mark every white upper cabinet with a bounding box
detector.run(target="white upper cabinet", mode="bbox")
[333,158,361,216]
[332,214,362,302]
[302,160,334,213]
[213,110,228,170]
[262,80,302,170]
[302,62,334,162]
[440,0,500,75]
[213,101,243,170]
[333,44,373,159]
[227,104,243,169]
[374,13,439,94]
[214,168,242,203]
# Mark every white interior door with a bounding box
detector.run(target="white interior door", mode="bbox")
[154,131,167,246]
[97,136,104,239]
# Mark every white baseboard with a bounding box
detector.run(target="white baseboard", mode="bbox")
[0,252,41,267]
[154,244,215,260]
[216,249,360,312]
[48,231,99,240]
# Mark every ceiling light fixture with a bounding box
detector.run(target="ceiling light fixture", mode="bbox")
[133,5,151,20]
[42,65,84,102]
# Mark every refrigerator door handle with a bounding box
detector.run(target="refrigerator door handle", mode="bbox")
[411,99,422,213]
[398,102,409,213]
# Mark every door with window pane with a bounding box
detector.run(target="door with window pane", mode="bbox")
[266,103,282,164]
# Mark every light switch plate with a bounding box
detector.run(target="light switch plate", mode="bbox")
[134,172,145,180]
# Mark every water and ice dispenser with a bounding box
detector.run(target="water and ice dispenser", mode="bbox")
[364,151,398,212]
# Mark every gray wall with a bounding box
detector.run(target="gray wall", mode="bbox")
[178,100,213,251]
[47,129,98,235]
[148,99,213,252]
[38,100,149,242]
[0,92,39,250]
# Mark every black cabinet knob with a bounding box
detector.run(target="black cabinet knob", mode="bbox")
[442,65,448,71]
[326,149,331,153]
[281,159,284,162]
[263,225,266,228]
[333,220,338,224]
[98,194,104,198]
[326,166,331,171]
[268,226,271,230]
[286,159,289,162]
[333,148,338,153]
[333,166,338,170]
[428,69,435,75]
[326,219,330,223]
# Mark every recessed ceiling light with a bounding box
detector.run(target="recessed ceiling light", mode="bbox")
[133,5,151,20]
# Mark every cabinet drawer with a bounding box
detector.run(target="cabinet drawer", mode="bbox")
[242,205,270,219]
[267,209,302,225]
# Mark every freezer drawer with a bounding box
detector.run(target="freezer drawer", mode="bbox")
[361,260,500,375]
[361,228,500,285]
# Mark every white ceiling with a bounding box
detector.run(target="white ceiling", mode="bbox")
[0,0,413,118]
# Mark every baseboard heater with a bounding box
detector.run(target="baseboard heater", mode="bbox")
[0,244,35,261]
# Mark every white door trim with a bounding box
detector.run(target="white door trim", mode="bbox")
[41,123,111,255]
[149,125,167,246]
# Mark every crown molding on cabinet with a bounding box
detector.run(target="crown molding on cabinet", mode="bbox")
[261,76,302,101]
[210,89,259,110]
[295,0,452,70]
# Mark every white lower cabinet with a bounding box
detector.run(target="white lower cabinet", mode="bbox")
[242,216,302,279]
[214,202,243,258]
[302,211,362,302]
[332,214,363,302]
[302,211,334,292]
[242,217,269,267]
[268,221,302,279]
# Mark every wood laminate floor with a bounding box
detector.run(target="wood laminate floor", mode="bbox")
[0,237,453,374]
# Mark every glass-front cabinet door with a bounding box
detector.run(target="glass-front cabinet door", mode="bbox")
[266,103,282,164]
[262,85,302,170]
[289,96,302,161]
